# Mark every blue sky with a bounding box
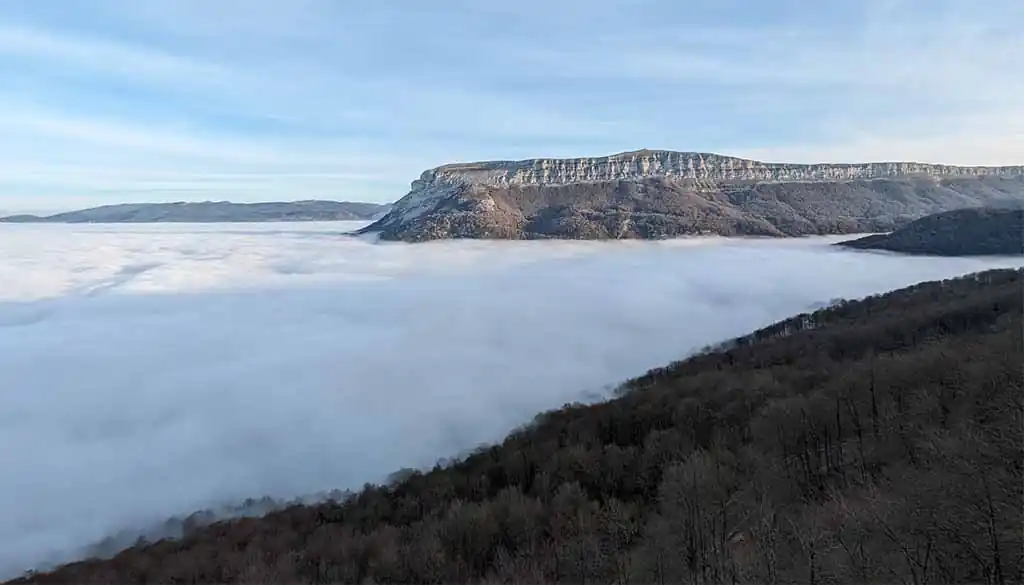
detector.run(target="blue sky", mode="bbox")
[0,0,1021,211]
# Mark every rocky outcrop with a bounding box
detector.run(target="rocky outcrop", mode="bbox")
[837,206,1024,256]
[361,150,1024,241]
[426,150,1024,186]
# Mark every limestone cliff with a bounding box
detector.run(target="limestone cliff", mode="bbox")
[362,150,1024,241]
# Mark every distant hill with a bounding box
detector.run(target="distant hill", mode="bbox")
[837,206,1024,256]
[361,150,1024,241]
[0,201,392,224]
[11,268,1022,584]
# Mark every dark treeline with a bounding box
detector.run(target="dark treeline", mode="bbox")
[11,269,1023,585]
[838,206,1024,256]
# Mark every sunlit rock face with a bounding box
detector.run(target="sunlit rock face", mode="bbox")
[425,150,1024,186]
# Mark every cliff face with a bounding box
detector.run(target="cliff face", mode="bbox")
[427,150,1024,186]
[362,150,1024,241]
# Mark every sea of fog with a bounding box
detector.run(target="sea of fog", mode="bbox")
[1,221,1021,576]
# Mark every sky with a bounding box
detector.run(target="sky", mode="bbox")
[2,222,1021,576]
[0,0,1022,211]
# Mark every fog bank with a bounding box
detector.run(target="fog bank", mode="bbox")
[1,222,1020,577]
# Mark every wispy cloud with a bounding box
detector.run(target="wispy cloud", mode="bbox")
[0,23,227,85]
[0,0,1021,210]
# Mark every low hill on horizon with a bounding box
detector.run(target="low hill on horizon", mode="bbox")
[11,267,1022,584]
[0,200,392,224]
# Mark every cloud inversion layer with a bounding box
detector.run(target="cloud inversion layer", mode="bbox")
[1,222,1021,576]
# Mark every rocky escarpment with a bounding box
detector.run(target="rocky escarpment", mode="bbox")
[837,206,1024,256]
[360,150,1024,241]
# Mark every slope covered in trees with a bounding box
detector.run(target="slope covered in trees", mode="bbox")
[11,269,1023,585]
[838,206,1024,256]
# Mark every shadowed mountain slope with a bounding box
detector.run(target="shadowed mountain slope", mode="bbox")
[838,206,1024,256]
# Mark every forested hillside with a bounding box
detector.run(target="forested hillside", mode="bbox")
[838,207,1024,256]
[12,269,1023,585]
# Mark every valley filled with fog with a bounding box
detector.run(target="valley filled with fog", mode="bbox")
[1,221,1021,577]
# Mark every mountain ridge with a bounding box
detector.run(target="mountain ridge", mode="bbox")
[426,150,1024,186]
[362,150,1024,242]
[0,200,392,224]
